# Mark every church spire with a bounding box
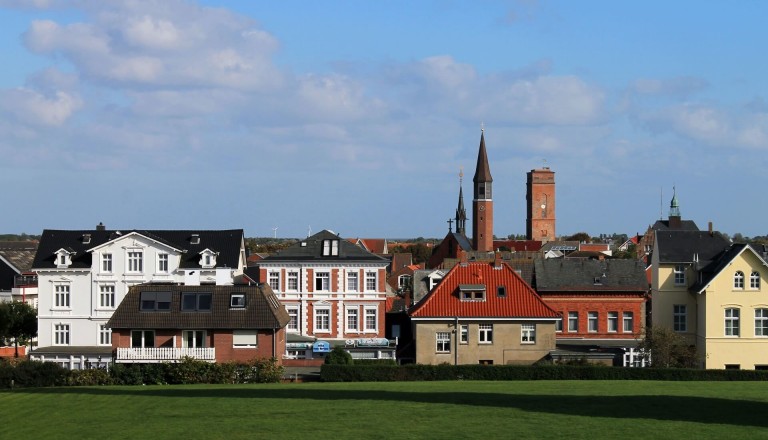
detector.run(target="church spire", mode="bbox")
[455,168,467,235]
[472,127,494,252]
[669,186,681,218]
[473,128,493,187]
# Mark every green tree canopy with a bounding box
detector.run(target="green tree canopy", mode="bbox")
[0,301,37,357]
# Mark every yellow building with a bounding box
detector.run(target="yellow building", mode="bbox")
[652,230,768,369]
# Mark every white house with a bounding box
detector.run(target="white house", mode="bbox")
[30,225,246,369]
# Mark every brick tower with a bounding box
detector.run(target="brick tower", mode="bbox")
[472,130,493,252]
[526,167,556,242]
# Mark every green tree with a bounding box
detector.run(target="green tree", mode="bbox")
[565,232,591,243]
[324,346,353,365]
[0,301,38,357]
[637,325,698,368]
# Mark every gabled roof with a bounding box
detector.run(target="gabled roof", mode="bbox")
[262,230,387,263]
[32,229,244,270]
[348,238,388,254]
[107,284,289,330]
[0,242,37,273]
[409,261,558,319]
[690,243,768,293]
[654,230,730,265]
[534,259,648,292]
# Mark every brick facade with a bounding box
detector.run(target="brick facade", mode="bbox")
[526,167,556,242]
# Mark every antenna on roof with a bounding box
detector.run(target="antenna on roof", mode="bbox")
[659,187,663,220]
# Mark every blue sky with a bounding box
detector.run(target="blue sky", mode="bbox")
[1,0,767,239]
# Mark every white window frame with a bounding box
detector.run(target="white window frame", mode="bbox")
[268,271,280,291]
[623,311,634,333]
[233,330,258,348]
[314,308,330,332]
[99,284,115,309]
[607,312,619,333]
[286,306,299,332]
[364,307,377,332]
[478,324,493,344]
[756,308,768,337]
[751,271,761,290]
[347,271,359,292]
[521,324,536,344]
[182,330,206,348]
[157,253,169,273]
[734,271,745,289]
[725,308,740,337]
[54,323,70,345]
[567,311,578,333]
[322,239,339,256]
[230,293,246,308]
[588,311,598,333]
[315,271,330,292]
[287,271,299,291]
[346,307,359,332]
[127,250,143,273]
[555,317,562,333]
[460,324,469,344]
[436,331,451,353]
[131,330,155,348]
[674,264,686,286]
[54,283,71,309]
[102,253,113,273]
[98,324,111,346]
[365,271,377,292]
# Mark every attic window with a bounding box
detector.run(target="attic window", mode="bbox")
[230,293,245,308]
[497,286,507,298]
[322,239,339,256]
[593,277,602,285]
[140,291,171,311]
[83,234,91,244]
[459,284,486,301]
[191,234,200,244]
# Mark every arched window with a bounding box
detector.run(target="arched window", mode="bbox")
[751,271,761,289]
[734,271,745,289]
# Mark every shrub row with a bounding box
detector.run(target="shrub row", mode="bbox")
[320,364,768,382]
[0,357,284,388]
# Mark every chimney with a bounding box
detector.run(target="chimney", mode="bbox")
[96,222,106,231]
[494,252,502,268]
[460,252,468,265]
[709,221,713,236]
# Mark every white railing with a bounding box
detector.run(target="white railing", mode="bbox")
[116,347,216,363]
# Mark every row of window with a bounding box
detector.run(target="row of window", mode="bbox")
[54,284,116,309]
[674,265,762,290]
[556,311,634,333]
[673,305,768,337]
[53,323,111,346]
[130,329,257,348]
[268,270,379,293]
[286,306,379,333]
[99,252,171,274]
[54,287,247,311]
[436,324,536,352]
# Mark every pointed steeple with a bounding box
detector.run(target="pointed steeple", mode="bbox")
[473,129,493,186]
[456,168,467,235]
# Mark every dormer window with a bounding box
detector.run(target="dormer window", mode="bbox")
[199,249,217,268]
[82,234,91,244]
[322,239,339,256]
[54,249,74,268]
[191,234,200,245]
[230,293,246,308]
[459,284,486,301]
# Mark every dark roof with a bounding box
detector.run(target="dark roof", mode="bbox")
[534,259,648,292]
[107,284,289,330]
[690,243,767,292]
[32,229,243,270]
[473,131,493,183]
[655,230,730,265]
[652,219,699,231]
[260,229,387,263]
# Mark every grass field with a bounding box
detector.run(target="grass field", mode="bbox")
[2,380,768,439]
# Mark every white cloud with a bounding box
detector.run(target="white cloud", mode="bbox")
[122,15,181,50]
[1,87,82,126]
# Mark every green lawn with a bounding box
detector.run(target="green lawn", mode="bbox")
[2,381,767,439]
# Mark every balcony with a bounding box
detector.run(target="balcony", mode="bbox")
[116,347,216,363]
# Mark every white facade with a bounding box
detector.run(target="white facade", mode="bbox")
[32,231,245,368]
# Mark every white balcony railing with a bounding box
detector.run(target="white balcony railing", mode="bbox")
[116,347,216,363]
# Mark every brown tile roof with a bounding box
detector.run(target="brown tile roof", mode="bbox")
[107,284,289,330]
[409,261,557,319]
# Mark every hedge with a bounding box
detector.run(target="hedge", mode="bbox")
[319,364,768,382]
[0,357,284,388]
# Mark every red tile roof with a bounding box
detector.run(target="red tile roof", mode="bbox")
[409,261,558,319]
